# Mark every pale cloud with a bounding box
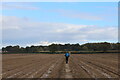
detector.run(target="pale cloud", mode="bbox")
[2,16,26,30]
[62,12,102,21]
[2,15,118,46]
[55,24,93,33]
[1,2,39,10]
[26,41,65,47]
[1,0,119,2]
[51,9,103,21]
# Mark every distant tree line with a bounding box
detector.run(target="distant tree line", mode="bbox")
[2,42,120,53]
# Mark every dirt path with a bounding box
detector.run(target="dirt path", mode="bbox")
[65,64,73,78]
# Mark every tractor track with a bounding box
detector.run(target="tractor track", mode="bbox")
[3,59,43,78]
[3,54,62,78]
[76,56,119,77]
[72,55,118,78]
[71,57,96,78]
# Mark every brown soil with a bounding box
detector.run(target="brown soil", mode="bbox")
[2,53,118,78]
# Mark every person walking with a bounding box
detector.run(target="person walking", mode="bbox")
[65,52,70,64]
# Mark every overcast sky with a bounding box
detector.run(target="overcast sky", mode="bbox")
[1,2,118,47]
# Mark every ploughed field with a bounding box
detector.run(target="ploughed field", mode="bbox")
[2,53,119,78]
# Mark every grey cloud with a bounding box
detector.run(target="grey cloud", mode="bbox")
[2,16,118,46]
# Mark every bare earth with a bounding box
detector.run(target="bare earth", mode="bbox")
[2,53,119,78]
